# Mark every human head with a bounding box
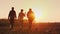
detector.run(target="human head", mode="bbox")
[29,8,32,11]
[29,8,33,12]
[11,7,14,10]
[21,9,23,12]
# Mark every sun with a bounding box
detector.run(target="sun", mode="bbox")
[32,8,42,22]
[23,7,43,23]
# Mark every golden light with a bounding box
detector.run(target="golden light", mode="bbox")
[23,17,28,20]
[32,8,42,23]
[23,7,43,23]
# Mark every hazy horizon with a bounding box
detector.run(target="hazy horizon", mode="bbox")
[0,0,60,22]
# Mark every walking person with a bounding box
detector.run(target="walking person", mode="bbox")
[8,7,16,30]
[18,9,25,30]
[27,8,35,30]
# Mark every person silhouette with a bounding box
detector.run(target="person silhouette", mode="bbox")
[27,8,35,30]
[8,7,16,30]
[18,9,25,29]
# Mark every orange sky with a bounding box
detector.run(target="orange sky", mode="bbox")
[0,0,60,22]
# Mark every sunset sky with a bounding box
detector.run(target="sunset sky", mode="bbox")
[0,0,60,22]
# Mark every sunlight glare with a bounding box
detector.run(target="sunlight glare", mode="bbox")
[32,8,42,22]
